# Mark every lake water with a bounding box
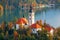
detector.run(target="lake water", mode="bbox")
[0,6,60,28]
[35,6,60,28]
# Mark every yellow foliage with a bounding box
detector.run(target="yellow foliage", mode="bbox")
[0,5,3,17]
[40,20,43,26]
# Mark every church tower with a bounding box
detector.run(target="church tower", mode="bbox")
[28,5,35,25]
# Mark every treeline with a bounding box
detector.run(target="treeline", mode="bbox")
[0,21,60,40]
[1,0,60,4]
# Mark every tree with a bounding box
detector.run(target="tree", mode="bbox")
[56,27,60,37]
[0,33,4,40]
[37,30,49,40]
[56,27,60,40]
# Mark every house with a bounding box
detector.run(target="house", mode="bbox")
[30,23,42,33]
[44,24,55,36]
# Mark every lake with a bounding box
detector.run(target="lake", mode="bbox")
[35,6,60,28]
[0,5,60,28]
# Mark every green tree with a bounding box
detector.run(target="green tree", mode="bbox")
[0,33,4,40]
[37,30,49,40]
[56,27,60,40]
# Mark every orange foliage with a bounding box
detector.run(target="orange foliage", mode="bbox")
[8,22,13,29]
[14,31,18,37]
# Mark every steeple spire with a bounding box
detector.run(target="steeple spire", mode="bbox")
[29,5,32,13]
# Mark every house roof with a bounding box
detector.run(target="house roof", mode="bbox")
[16,18,28,25]
[44,24,55,32]
[30,23,42,29]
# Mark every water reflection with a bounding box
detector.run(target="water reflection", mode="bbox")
[35,6,60,28]
[0,5,60,28]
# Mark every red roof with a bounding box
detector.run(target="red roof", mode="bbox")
[30,23,42,29]
[44,24,54,32]
[16,18,28,24]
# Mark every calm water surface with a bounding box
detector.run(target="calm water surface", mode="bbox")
[0,6,60,28]
[35,6,60,28]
